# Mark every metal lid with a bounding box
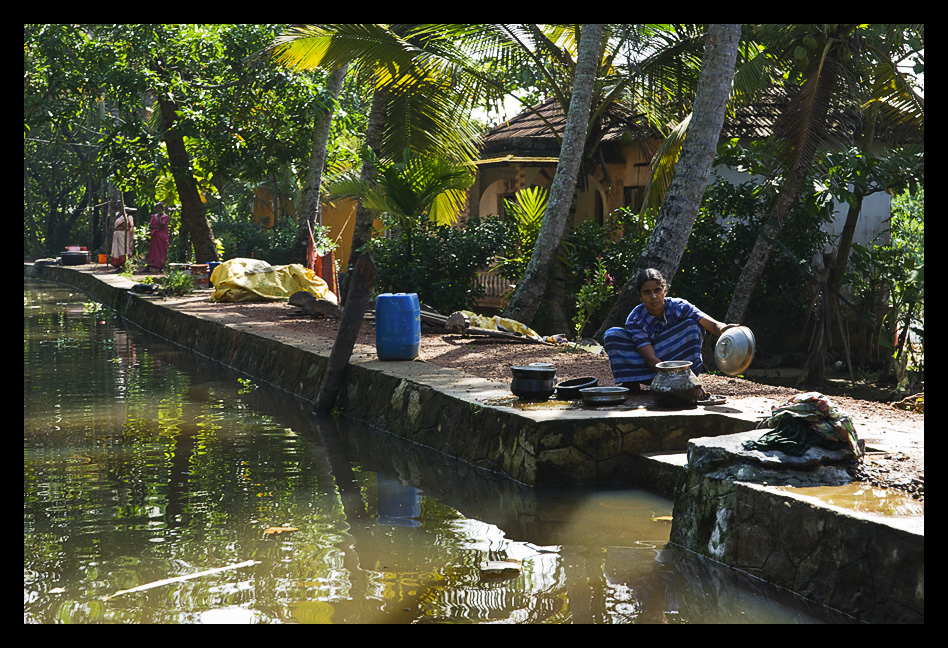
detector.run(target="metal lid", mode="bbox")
[714,326,756,376]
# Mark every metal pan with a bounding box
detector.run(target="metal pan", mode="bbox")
[714,326,756,376]
[555,376,598,400]
[579,386,630,406]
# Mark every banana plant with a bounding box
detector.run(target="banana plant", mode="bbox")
[492,185,548,282]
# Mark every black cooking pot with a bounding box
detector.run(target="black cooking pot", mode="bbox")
[555,376,599,400]
[60,251,90,266]
[510,365,557,399]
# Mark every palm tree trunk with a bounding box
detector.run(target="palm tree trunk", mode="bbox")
[724,144,820,325]
[502,24,603,327]
[313,252,377,415]
[349,86,390,274]
[724,52,841,325]
[596,24,741,338]
[290,64,348,266]
[314,84,389,414]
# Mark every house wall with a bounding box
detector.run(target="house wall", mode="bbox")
[467,134,891,257]
[467,140,661,225]
[712,166,892,252]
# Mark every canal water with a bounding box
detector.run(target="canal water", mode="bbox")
[24,278,849,624]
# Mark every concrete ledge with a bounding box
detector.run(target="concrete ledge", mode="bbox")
[688,429,856,486]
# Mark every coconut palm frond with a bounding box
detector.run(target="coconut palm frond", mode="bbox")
[729,41,778,111]
[767,51,840,174]
[640,112,691,213]
[271,24,417,84]
[331,153,474,229]
[861,56,924,130]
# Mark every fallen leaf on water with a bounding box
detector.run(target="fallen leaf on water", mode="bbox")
[264,526,299,535]
[651,516,673,522]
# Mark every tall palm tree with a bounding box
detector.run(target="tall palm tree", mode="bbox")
[501,24,605,326]
[490,24,684,329]
[267,24,495,413]
[596,24,742,337]
[269,25,492,274]
[724,24,924,325]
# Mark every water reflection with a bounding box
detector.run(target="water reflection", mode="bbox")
[24,278,850,624]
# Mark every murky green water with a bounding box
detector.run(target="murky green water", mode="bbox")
[24,278,849,623]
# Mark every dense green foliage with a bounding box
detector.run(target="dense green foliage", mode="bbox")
[24,24,368,258]
[564,207,653,296]
[847,186,924,389]
[675,180,830,330]
[562,175,830,339]
[372,215,511,315]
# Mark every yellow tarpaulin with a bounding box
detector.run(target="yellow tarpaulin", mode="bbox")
[210,258,337,304]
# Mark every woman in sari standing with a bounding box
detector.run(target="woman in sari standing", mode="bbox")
[146,202,170,272]
[603,268,738,390]
[110,210,134,270]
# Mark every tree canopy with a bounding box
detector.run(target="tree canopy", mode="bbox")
[26,24,923,392]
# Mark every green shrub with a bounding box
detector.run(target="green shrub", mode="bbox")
[372,214,511,315]
[676,180,830,331]
[159,270,195,297]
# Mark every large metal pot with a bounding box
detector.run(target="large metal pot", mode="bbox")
[510,365,557,399]
[651,360,702,409]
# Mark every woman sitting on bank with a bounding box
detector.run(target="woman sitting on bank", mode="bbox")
[603,268,738,391]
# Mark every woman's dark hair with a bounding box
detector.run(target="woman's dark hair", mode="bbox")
[633,268,668,297]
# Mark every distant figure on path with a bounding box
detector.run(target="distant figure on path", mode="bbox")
[147,202,170,272]
[110,210,134,270]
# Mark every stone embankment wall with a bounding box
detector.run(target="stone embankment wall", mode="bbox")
[670,433,924,624]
